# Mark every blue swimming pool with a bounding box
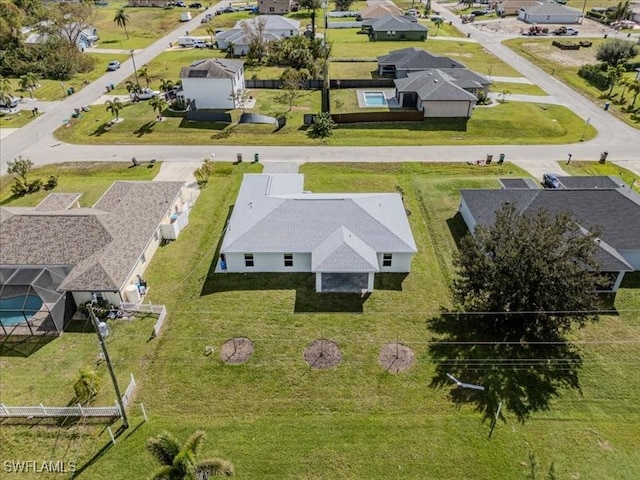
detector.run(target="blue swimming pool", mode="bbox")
[363,91,388,107]
[0,295,43,326]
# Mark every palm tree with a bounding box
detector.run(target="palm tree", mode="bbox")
[433,18,443,37]
[0,75,13,106]
[105,97,124,120]
[299,0,323,36]
[138,66,151,88]
[628,78,640,108]
[114,7,130,40]
[18,72,39,99]
[150,96,168,121]
[146,430,234,479]
[606,64,625,97]
[73,368,102,404]
[618,76,631,103]
[159,78,174,92]
[206,25,215,47]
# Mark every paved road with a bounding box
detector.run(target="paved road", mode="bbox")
[1,1,639,180]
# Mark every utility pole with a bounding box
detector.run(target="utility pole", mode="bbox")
[130,49,140,88]
[88,303,129,429]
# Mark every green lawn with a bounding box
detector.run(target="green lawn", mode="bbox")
[1,162,639,479]
[491,82,548,96]
[53,94,597,146]
[503,38,640,129]
[329,29,520,77]
[0,110,40,128]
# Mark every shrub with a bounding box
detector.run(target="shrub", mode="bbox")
[44,175,58,190]
[27,178,43,193]
[10,178,28,196]
[578,63,610,90]
[308,112,336,139]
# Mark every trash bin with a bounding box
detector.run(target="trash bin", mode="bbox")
[498,153,505,164]
[236,153,243,163]
[486,154,493,163]
[254,153,259,162]
[69,86,75,93]
[604,101,611,111]
[106,85,111,92]
[599,151,608,163]
[67,88,73,96]
[110,83,115,90]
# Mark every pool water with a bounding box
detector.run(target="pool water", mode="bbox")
[363,91,388,107]
[0,295,43,326]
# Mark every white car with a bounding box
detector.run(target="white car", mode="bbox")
[130,88,160,100]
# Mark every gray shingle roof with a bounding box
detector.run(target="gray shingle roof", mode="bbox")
[499,178,540,189]
[35,193,82,211]
[460,186,640,269]
[221,175,417,270]
[312,227,380,272]
[395,70,478,101]
[180,58,244,79]
[378,47,465,70]
[0,181,184,292]
[363,15,429,32]
[436,68,492,90]
[233,15,300,30]
[557,175,626,190]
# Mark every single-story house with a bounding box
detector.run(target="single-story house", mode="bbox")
[377,47,466,78]
[179,58,245,109]
[216,15,299,56]
[258,0,292,15]
[359,2,403,20]
[495,0,540,17]
[0,181,192,336]
[518,2,583,24]
[361,14,428,41]
[458,176,640,293]
[128,0,172,6]
[219,174,418,293]
[24,26,98,50]
[394,69,484,118]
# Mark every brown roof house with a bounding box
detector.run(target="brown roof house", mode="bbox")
[0,181,192,336]
[359,2,403,20]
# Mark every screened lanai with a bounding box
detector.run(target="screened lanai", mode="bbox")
[0,266,72,336]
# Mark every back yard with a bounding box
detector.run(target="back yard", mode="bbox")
[1,162,639,479]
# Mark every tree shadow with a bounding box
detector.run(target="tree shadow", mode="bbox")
[427,312,583,423]
[133,121,156,137]
[446,212,470,250]
[89,123,112,137]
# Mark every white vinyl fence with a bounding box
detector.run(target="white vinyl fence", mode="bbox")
[119,302,167,338]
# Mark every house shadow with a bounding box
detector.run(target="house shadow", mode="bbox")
[446,212,470,250]
[374,273,408,291]
[0,333,57,357]
[427,311,583,423]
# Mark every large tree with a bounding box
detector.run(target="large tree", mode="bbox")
[596,38,638,67]
[429,203,602,421]
[241,16,268,63]
[146,430,234,479]
[44,1,97,48]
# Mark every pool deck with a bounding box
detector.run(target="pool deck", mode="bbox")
[356,89,399,109]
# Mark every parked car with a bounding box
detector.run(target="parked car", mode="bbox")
[553,26,579,36]
[189,2,202,7]
[194,40,212,48]
[0,95,19,109]
[106,60,121,71]
[222,6,236,13]
[542,173,561,189]
[130,88,160,101]
[175,1,186,6]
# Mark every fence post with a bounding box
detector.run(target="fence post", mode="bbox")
[78,403,84,417]
[40,403,47,416]
[0,403,8,416]
[140,402,148,422]
[107,426,116,445]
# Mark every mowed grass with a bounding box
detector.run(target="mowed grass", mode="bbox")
[504,38,640,128]
[0,111,41,128]
[329,29,520,77]
[492,81,548,96]
[54,93,596,146]
[1,162,639,479]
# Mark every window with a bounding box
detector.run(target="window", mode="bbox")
[244,254,254,267]
[269,6,274,12]
[284,253,293,267]
[383,253,392,267]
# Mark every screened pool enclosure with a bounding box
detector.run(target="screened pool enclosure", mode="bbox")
[0,266,71,336]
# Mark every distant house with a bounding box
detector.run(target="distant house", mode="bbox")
[219,174,417,293]
[127,0,172,6]
[0,181,192,336]
[377,47,465,78]
[394,69,489,117]
[216,15,300,56]
[458,176,640,293]
[179,58,245,109]
[24,25,98,50]
[494,0,540,17]
[258,0,292,15]
[361,15,428,41]
[518,2,583,24]
[359,2,403,20]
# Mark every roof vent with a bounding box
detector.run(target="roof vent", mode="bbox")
[434,79,438,83]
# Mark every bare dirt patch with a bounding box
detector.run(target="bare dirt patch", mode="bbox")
[521,41,599,67]
[466,16,616,36]
[220,337,254,364]
[304,339,343,369]
[379,342,415,374]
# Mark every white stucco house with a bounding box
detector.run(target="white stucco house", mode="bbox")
[179,58,245,109]
[24,25,99,50]
[458,176,640,293]
[216,15,299,56]
[0,181,193,336]
[518,2,583,24]
[219,174,417,293]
